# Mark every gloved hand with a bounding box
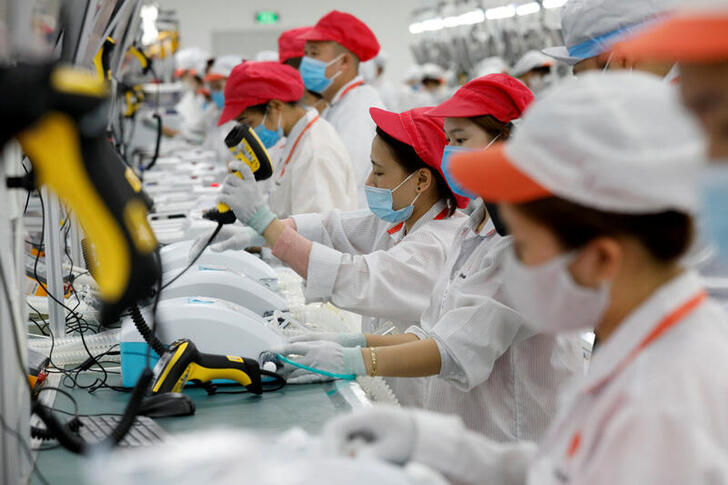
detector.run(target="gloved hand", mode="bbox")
[217,162,275,234]
[289,332,367,348]
[321,405,416,464]
[187,224,264,263]
[270,341,366,384]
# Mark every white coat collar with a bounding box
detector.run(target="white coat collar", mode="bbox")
[387,199,449,243]
[580,270,705,395]
[330,75,365,106]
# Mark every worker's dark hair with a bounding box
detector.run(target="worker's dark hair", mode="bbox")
[515,197,693,263]
[375,126,457,215]
[282,57,303,69]
[468,115,513,140]
[246,100,298,115]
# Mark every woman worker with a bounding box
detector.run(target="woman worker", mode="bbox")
[273,74,583,443]
[197,106,467,405]
[216,61,358,217]
[321,72,728,484]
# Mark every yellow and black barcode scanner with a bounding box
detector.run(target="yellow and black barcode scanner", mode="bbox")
[151,339,284,395]
[3,63,161,324]
[203,123,274,225]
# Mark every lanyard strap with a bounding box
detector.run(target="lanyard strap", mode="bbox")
[585,289,707,395]
[566,289,707,459]
[335,80,364,104]
[279,115,320,177]
[387,206,450,236]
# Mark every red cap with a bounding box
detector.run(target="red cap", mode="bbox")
[613,13,728,63]
[279,26,312,64]
[427,74,534,123]
[299,11,380,62]
[218,61,304,126]
[370,107,469,209]
[449,145,550,203]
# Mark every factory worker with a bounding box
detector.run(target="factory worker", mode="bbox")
[201,54,242,162]
[276,74,583,438]
[322,72,728,485]
[299,10,386,206]
[365,51,399,111]
[419,63,449,106]
[216,61,358,217]
[511,50,554,95]
[278,26,328,114]
[474,56,509,77]
[543,0,677,78]
[613,1,728,262]
[199,107,467,404]
[398,65,429,111]
[163,47,209,143]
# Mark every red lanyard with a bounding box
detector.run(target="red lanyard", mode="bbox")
[585,289,707,395]
[335,80,364,104]
[387,206,450,235]
[279,115,320,177]
[566,289,707,458]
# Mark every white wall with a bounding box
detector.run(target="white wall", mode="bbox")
[156,0,419,84]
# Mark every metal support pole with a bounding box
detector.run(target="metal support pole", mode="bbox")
[42,187,67,337]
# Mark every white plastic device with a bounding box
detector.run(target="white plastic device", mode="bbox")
[121,296,286,356]
[160,239,279,292]
[160,265,287,316]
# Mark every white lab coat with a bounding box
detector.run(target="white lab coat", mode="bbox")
[172,90,207,144]
[403,270,728,485]
[407,203,583,439]
[371,77,399,112]
[292,200,465,405]
[321,76,385,208]
[268,110,358,218]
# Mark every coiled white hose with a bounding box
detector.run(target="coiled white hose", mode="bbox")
[27,328,120,366]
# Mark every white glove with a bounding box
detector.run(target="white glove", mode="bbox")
[217,162,275,233]
[187,225,264,263]
[322,405,416,464]
[289,332,366,348]
[269,341,366,384]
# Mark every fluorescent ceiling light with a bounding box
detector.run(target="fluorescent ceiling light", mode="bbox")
[516,2,541,16]
[486,5,516,20]
[543,0,569,8]
[458,8,486,25]
[410,8,485,33]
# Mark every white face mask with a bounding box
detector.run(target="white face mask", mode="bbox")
[502,247,611,334]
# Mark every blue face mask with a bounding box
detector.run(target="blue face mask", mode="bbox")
[253,111,283,148]
[211,90,225,110]
[699,164,728,263]
[299,55,343,93]
[440,135,501,198]
[365,172,421,223]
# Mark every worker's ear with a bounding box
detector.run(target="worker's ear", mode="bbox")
[415,168,433,193]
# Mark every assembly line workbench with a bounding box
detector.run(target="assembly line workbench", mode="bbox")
[31,371,370,485]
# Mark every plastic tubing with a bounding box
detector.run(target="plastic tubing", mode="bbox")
[28,328,120,365]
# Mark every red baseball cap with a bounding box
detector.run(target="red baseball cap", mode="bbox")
[427,73,534,123]
[299,11,380,62]
[370,107,469,209]
[612,11,728,63]
[279,26,312,64]
[218,61,304,126]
